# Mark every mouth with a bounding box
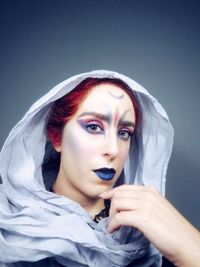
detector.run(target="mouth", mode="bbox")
[93,168,116,181]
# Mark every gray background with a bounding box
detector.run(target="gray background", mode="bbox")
[0,0,199,228]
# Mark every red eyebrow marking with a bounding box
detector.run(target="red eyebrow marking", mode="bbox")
[114,108,119,127]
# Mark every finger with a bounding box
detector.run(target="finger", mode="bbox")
[114,184,148,192]
[107,210,141,234]
[110,189,145,199]
[109,197,142,218]
[100,184,149,199]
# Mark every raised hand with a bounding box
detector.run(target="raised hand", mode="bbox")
[100,185,200,267]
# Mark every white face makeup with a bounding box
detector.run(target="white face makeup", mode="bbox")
[54,83,136,201]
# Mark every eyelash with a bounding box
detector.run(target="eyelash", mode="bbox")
[85,121,103,134]
[79,120,133,140]
[80,120,103,134]
[118,129,133,140]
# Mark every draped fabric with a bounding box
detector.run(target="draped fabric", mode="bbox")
[0,70,173,266]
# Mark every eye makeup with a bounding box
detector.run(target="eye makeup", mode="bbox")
[118,127,134,140]
[77,112,111,125]
[78,117,134,141]
[77,107,135,140]
[78,119,104,134]
[77,111,135,129]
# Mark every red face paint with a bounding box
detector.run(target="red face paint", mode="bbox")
[114,108,119,127]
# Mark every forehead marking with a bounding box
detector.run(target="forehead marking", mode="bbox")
[108,90,124,99]
[114,108,119,127]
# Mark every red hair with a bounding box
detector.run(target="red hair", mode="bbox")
[47,78,139,146]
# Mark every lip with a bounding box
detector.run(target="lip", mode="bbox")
[93,168,116,181]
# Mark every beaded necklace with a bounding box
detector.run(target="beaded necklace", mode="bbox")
[93,199,110,223]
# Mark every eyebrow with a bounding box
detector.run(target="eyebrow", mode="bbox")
[119,110,135,128]
[119,120,135,128]
[78,112,111,124]
[77,112,135,128]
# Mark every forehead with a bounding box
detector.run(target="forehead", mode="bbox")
[77,83,134,114]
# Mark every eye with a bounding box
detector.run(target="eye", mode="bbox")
[78,119,104,134]
[118,128,133,140]
[86,122,103,134]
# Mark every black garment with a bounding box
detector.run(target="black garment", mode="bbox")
[162,257,175,267]
[4,258,63,267]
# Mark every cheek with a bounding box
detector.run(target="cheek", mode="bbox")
[119,143,130,165]
[63,129,97,160]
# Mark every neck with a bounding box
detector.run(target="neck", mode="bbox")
[52,175,105,219]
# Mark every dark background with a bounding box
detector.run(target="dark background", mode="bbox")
[0,0,199,229]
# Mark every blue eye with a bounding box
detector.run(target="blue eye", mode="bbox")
[86,123,103,134]
[118,129,133,140]
[78,119,104,134]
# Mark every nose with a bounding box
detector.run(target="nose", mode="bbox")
[103,133,119,160]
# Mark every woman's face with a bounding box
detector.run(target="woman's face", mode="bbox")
[55,83,136,199]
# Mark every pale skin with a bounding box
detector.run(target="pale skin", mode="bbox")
[52,83,200,267]
[53,84,135,217]
[100,185,200,267]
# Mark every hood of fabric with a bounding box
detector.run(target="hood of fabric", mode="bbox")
[0,70,173,266]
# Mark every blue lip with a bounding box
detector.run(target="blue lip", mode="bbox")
[93,168,116,181]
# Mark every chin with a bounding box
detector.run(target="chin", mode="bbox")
[87,185,112,198]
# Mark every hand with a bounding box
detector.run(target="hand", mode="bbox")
[100,185,200,267]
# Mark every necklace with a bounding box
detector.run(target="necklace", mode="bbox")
[93,199,110,223]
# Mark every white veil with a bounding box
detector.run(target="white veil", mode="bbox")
[0,70,173,266]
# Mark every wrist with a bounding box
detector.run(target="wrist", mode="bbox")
[172,228,200,267]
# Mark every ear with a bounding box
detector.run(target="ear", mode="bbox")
[48,129,62,152]
[53,142,61,152]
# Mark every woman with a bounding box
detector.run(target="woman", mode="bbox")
[0,70,199,267]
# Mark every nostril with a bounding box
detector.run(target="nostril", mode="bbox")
[103,143,119,158]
